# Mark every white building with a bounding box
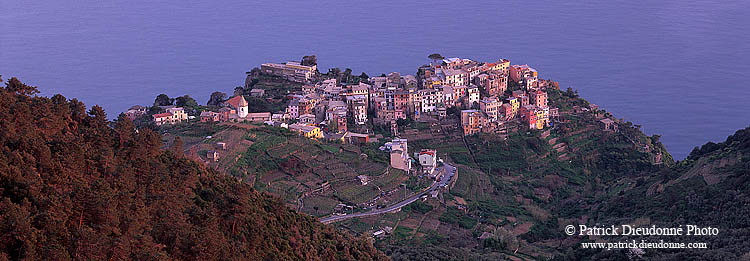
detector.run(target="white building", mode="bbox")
[419,88,442,113]
[389,138,411,172]
[467,86,480,106]
[224,95,248,118]
[480,96,502,122]
[442,68,468,87]
[417,149,437,176]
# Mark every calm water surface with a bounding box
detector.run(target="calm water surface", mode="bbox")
[2,0,749,159]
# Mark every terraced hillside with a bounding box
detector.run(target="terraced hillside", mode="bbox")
[334,88,674,260]
[173,124,413,217]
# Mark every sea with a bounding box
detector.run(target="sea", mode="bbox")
[2,0,749,159]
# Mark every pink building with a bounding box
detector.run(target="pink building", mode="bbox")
[529,90,548,108]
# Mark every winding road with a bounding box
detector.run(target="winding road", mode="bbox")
[320,164,455,224]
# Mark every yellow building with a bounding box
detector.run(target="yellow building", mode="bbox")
[492,59,510,72]
[303,126,323,139]
[509,97,520,116]
[535,110,545,129]
[289,123,323,139]
[426,76,442,88]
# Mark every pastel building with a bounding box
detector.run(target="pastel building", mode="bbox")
[460,109,483,136]
[501,103,514,120]
[289,123,323,139]
[259,61,316,82]
[508,97,520,118]
[224,95,249,118]
[519,105,547,130]
[529,90,548,108]
[510,64,538,89]
[490,59,511,73]
[519,95,530,106]
[417,149,438,176]
[442,68,469,87]
[389,139,411,172]
[519,105,538,129]
[480,97,502,122]
[153,107,188,126]
[484,72,508,96]
[467,86,480,106]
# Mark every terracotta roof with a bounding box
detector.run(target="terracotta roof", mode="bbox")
[153,112,172,118]
[419,149,436,156]
[225,95,248,108]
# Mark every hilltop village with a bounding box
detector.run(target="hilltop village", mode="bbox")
[125,55,564,145]
[115,55,674,259]
[120,54,635,208]
[121,55,585,184]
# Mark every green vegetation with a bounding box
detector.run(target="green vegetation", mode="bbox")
[555,127,750,259]
[439,207,477,229]
[224,125,402,209]
[163,121,228,137]
[403,200,433,214]
[392,226,414,241]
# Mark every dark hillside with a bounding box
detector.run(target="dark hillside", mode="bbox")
[556,127,750,260]
[0,77,386,260]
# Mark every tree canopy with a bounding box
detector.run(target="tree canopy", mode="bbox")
[153,93,174,107]
[207,91,227,106]
[0,78,386,260]
[428,53,444,64]
[301,55,317,66]
[175,95,198,108]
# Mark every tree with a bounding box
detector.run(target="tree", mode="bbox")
[175,95,198,108]
[172,136,184,157]
[88,105,107,123]
[565,87,576,97]
[5,77,39,96]
[301,55,317,66]
[207,91,227,106]
[343,68,353,83]
[245,68,262,88]
[359,72,369,80]
[233,86,245,97]
[328,68,342,81]
[154,94,173,107]
[428,53,445,65]
[0,78,388,260]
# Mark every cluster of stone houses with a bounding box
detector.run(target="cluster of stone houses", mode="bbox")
[199,95,272,124]
[382,138,440,178]
[263,56,559,138]
[123,104,189,125]
[134,56,559,150]
[124,105,148,121]
[417,57,558,135]
[152,107,189,126]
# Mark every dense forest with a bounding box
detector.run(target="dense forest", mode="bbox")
[0,77,386,260]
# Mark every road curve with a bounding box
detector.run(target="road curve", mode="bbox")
[319,164,455,224]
